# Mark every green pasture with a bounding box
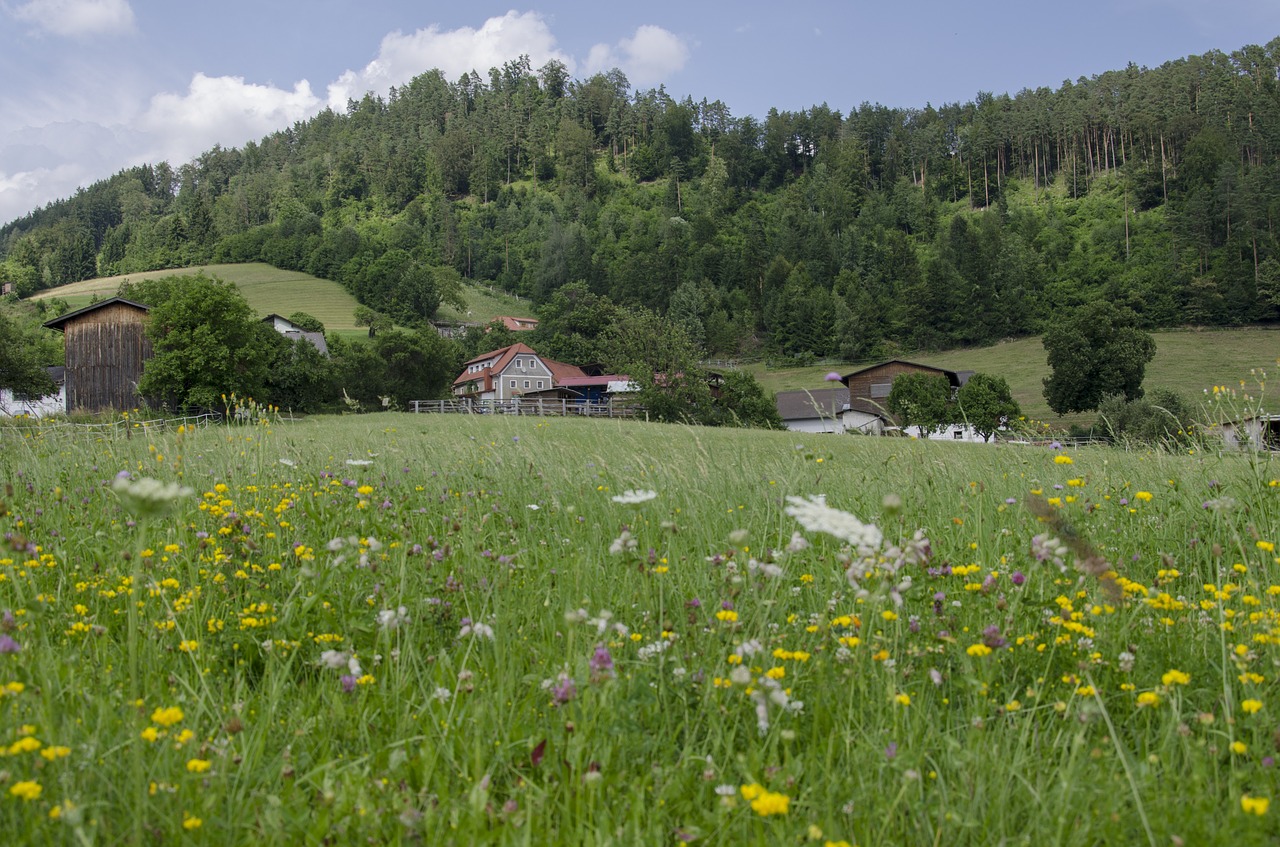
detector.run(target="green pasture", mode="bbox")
[31,263,534,341]
[747,326,1280,427]
[0,410,1278,844]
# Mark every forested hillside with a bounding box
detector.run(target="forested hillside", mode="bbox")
[3,42,1279,360]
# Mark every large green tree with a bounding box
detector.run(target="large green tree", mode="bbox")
[0,307,56,399]
[1042,302,1156,415]
[886,373,953,436]
[137,275,272,410]
[956,372,1021,442]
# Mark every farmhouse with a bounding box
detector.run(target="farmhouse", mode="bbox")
[261,313,328,355]
[836,360,985,441]
[43,298,152,414]
[0,366,65,418]
[453,343,583,401]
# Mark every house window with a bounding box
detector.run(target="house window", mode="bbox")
[953,430,963,440]
[869,382,892,399]
[523,380,530,389]
[509,380,516,388]
[537,380,544,389]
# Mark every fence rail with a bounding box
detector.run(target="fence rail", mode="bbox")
[410,398,643,418]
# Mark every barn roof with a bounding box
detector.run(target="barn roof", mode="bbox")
[838,359,974,387]
[42,298,151,332]
[775,388,851,421]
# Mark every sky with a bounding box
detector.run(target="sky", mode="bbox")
[1,0,1278,226]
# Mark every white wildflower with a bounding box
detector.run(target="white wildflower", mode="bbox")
[637,640,670,660]
[433,687,452,702]
[784,495,883,556]
[377,606,410,630]
[111,476,194,518]
[609,530,638,555]
[319,650,349,670]
[345,459,373,466]
[611,489,657,504]
[279,458,296,467]
[459,621,495,641]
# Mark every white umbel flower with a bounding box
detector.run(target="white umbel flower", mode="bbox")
[611,489,657,504]
[784,495,883,556]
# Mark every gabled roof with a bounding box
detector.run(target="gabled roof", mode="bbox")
[454,342,589,390]
[497,316,539,331]
[42,297,151,332]
[460,342,538,369]
[839,359,973,387]
[775,388,850,421]
[543,358,586,382]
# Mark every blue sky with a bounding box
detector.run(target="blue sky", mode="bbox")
[2,0,1278,225]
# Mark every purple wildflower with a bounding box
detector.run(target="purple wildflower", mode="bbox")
[340,674,357,693]
[590,645,615,679]
[1011,571,1026,586]
[824,372,842,382]
[551,675,578,706]
[0,634,21,654]
[885,741,898,760]
[982,625,1007,649]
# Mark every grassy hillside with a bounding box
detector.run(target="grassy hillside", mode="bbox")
[31,263,535,340]
[748,326,1280,426]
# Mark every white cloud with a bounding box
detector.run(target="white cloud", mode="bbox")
[327,10,573,111]
[583,25,689,89]
[137,73,321,165]
[10,0,134,37]
[0,120,140,222]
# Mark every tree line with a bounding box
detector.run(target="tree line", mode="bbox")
[2,42,1280,363]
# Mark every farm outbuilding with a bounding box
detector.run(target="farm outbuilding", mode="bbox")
[836,360,987,440]
[43,298,152,413]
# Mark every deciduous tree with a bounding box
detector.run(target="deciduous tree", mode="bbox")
[1042,302,1155,414]
[956,372,1021,442]
[137,275,271,410]
[886,372,953,436]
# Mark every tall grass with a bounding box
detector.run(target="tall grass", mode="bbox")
[0,413,1277,844]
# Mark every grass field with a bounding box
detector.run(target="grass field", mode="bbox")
[31,264,534,342]
[1,410,1278,843]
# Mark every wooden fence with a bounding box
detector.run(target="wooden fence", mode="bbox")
[410,398,643,418]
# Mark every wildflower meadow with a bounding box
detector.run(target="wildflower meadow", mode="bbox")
[1,409,1278,845]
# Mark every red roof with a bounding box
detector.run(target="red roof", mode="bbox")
[497,316,539,331]
[452,343,585,391]
[556,374,627,387]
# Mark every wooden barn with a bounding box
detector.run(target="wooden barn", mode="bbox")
[43,298,152,413]
[838,360,976,438]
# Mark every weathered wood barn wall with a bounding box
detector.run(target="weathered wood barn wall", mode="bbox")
[44,298,152,414]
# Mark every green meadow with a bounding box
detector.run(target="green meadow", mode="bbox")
[748,327,1280,427]
[31,263,534,342]
[1,409,1278,844]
